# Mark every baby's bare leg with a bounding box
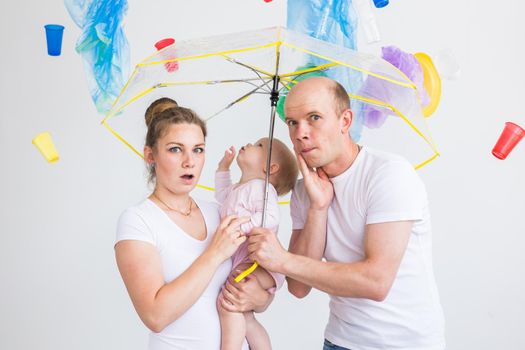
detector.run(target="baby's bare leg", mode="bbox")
[234,264,275,350]
[244,311,272,350]
[218,277,246,350]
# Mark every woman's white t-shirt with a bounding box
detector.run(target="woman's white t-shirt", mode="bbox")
[116,198,232,350]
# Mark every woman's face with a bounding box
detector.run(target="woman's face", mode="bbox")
[149,123,205,195]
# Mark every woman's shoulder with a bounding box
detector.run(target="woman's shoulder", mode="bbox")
[119,199,154,221]
[116,199,158,245]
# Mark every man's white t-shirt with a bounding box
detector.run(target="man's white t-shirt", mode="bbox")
[290,146,445,350]
[116,198,239,350]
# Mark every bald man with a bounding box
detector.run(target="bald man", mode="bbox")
[247,77,445,350]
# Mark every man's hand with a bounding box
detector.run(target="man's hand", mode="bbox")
[219,274,272,313]
[218,146,236,171]
[247,227,288,273]
[296,152,334,210]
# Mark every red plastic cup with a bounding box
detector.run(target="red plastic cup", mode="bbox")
[154,38,178,73]
[492,122,525,160]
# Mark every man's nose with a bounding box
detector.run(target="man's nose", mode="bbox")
[295,122,310,140]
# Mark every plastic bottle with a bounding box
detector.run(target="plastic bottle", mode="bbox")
[353,0,381,43]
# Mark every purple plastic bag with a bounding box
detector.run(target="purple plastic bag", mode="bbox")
[362,46,430,128]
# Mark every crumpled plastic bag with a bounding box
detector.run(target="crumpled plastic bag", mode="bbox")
[287,0,364,141]
[361,46,430,128]
[65,0,130,114]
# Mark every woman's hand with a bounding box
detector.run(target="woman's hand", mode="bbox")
[296,152,334,210]
[217,146,236,171]
[219,273,273,313]
[207,215,249,264]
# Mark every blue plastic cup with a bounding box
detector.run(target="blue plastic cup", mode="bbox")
[44,24,65,56]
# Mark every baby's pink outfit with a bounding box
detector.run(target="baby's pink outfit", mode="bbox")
[215,171,285,291]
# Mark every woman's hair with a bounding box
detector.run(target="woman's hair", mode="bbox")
[144,97,178,127]
[270,139,299,196]
[145,103,207,183]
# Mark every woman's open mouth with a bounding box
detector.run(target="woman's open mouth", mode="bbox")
[180,174,195,184]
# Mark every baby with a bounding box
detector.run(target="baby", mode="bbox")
[215,137,298,350]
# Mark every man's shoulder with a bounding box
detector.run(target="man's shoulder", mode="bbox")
[361,147,414,176]
[363,147,409,166]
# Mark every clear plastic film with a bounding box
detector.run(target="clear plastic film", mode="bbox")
[65,0,130,114]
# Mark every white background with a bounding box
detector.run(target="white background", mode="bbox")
[1,0,524,349]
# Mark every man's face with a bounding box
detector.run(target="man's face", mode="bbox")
[284,85,343,168]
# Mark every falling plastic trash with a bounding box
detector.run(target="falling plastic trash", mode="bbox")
[360,46,430,129]
[154,38,179,73]
[32,132,60,163]
[287,0,365,140]
[414,52,442,117]
[492,122,525,160]
[65,0,130,114]
[433,49,461,81]
[44,24,65,56]
[373,0,389,8]
[353,0,381,43]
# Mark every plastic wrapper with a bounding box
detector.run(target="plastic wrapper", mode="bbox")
[361,46,429,128]
[287,0,364,140]
[65,0,130,114]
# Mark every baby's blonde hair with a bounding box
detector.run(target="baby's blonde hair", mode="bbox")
[269,138,298,196]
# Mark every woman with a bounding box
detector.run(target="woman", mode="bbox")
[115,101,273,349]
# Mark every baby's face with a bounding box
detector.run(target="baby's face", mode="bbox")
[236,138,269,172]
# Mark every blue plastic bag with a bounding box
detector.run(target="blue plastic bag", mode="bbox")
[287,0,364,141]
[65,0,130,114]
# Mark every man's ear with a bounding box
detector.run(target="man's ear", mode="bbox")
[341,108,353,134]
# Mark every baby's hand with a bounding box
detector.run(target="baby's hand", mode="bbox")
[218,146,236,171]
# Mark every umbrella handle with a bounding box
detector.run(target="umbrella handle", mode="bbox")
[234,262,259,283]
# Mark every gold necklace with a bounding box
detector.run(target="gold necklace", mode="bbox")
[152,193,193,216]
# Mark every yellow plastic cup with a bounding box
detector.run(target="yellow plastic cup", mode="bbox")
[32,131,59,163]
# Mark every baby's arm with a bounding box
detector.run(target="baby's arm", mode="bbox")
[214,146,236,204]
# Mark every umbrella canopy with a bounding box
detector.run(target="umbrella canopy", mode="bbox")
[102,26,440,281]
[102,26,438,191]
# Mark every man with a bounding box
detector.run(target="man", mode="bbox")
[247,77,445,350]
